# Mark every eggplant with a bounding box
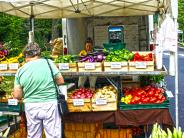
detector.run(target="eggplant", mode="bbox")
[80,56,89,62]
[88,56,95,62]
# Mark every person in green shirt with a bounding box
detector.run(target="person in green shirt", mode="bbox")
[13,42,64,138]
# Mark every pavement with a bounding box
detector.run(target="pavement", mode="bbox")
[163,46,184,130]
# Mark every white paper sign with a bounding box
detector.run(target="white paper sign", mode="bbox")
[166,90,174,98]
[0,64,8,70]
[73,99,84,106]
[8,99,18,105]
[85,63,95,70]
[110,62,121,69]
[135,62,147,69]
[9,63,19,70]
[59,63,69,70]
[0,112,2,116]
[95,99,107,105]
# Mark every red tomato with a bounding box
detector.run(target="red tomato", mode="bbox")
[147,90,154,96]
[141,97,150,103]
[149,97,157,103]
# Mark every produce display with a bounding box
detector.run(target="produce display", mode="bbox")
[78,51,106,62]
[121,85,166,104]
[93,85,117,101]
[92,85,117,111]
[131,52,153,61]
[105,49,134,62]
[150,123,184,138]
[69,88,94,99]
[51,38,63,56]
[54,55,77,63]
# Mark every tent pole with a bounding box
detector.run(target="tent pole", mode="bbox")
[174,18,179,129]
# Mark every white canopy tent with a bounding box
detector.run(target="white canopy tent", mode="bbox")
[0,0,167,18]
[0,0,179,128]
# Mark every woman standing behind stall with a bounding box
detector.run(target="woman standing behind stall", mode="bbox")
[78,37,97,90]
[13,42,64,138]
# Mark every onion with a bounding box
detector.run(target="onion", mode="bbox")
[97,54,103,62]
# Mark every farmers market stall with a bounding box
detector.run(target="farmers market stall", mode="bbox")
[0,0,179,137]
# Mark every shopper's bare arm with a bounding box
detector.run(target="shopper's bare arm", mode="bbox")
[55,73,64,85]
[13,85,23,100]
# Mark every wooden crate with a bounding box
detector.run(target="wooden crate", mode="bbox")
[57,63,77,72]
[65,122,101,132]
[96,128,132,138]
[0,70,17,74]
[67,98,92,112]
[78,62,102,72]
[92,99,117,111]
[103,62,128,72]
[128,61,154,71]
[65,122,102,138]
[129,51,154,71]
[122,81,141,89]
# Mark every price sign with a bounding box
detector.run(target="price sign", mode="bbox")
[9,63,19,70]
[95,99,107,105]
[110,62,121,69]
[121,62,127,66]
[8,99,18,105]
[0,112,2,116]
[59,63,69,70]
[166,91,174,98]
[73,99,84,106]
[0,64,8,70]
[85,63,95,70]
[135,62,147,69]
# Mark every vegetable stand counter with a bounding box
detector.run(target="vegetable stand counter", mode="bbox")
[62,66,173,125]
[0,66,174,137]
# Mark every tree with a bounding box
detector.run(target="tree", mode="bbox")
[178,0,184,31]
[0,13,27,49]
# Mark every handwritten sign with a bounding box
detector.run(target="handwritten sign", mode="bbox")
[8,99,18,105]
[95,99,107,105]
[59,63,69,70]
[85,63,95,70]
[0,64,8,70]
[9,63,19,70]
[166,90,174,98]
[110,62,121,69]
[73,99,84,106]
[135,62,147,69]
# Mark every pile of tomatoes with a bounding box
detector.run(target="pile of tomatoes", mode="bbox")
[132,52,153,61]
[122,85,166,104]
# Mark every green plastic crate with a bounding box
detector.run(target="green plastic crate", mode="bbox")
[103,42,126,50]
[119,100,169,110]
[0,116,8,124]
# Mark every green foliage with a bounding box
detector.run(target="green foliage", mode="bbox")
[34,19,52,50]
[0,13,57,52]
[0,13,27,49]
[178,0,184,31]
[140,75,164,86]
